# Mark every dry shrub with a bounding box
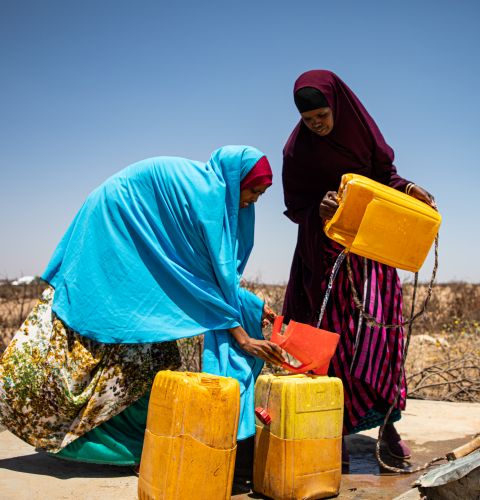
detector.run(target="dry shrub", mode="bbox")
[401,282,480,402]
[0,280,47,350]
[402,282,480,333]
[1,279,479,402]
[177,336,204,372]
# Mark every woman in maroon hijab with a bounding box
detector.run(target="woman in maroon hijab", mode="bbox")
[282,70,434,464]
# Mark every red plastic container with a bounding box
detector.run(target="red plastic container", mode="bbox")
[271,316,340,375]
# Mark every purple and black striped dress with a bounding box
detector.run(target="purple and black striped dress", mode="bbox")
[282,70,411,434]
[320,241,406,433]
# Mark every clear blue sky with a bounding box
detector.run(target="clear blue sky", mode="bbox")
[1,1,479,283]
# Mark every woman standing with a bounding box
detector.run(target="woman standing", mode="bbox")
[282,70,434,463]
[0,145,283,469]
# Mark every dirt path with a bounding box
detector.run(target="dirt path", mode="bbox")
[0,399,478,499]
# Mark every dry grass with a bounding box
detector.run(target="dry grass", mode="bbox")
[1,279,479,402]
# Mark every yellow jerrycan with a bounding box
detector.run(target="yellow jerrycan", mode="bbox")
[138,370,240,500]
[324,174,441,272]
[253,374,344,500]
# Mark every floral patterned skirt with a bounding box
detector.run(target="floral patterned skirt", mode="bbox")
[0,286,180,452]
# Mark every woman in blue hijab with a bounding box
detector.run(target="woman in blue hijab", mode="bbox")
[0,145,283,469]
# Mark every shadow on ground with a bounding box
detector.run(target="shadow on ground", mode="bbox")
[0,451,133,479]
[347,434,414,474]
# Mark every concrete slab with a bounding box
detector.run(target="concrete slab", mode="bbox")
[0,399,478,499]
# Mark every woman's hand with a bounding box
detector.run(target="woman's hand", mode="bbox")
[262,304,276,328]
[229,326,284,365]
[319,191,339,220]
[238,337,285,365]
[408,184,436,209]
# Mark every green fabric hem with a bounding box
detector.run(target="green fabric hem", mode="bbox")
[48,451,138,466]
[349,408,401,434]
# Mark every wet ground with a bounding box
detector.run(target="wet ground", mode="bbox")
[232,434,476,500]
[333,434,471,499]
[0,399,479,499]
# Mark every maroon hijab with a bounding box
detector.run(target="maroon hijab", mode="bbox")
[283,70,408,224]
[282,70,409,324]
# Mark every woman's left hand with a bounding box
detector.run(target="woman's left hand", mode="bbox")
[228,325,284,365]
[262,304,276,328]
[409,184,436,209]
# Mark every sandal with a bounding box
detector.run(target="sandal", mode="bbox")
[382,424,411,460]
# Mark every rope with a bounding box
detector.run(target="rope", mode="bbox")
[345,235,439,329]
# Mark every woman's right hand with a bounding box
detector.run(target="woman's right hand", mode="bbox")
[319,191,339,220]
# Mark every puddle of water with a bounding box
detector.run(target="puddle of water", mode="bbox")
[339,434,475,498]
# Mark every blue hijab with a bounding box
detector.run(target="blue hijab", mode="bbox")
[42,145,267,439]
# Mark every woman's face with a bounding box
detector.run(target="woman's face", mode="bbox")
[239,185,269,209]
[300,107,334,136]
